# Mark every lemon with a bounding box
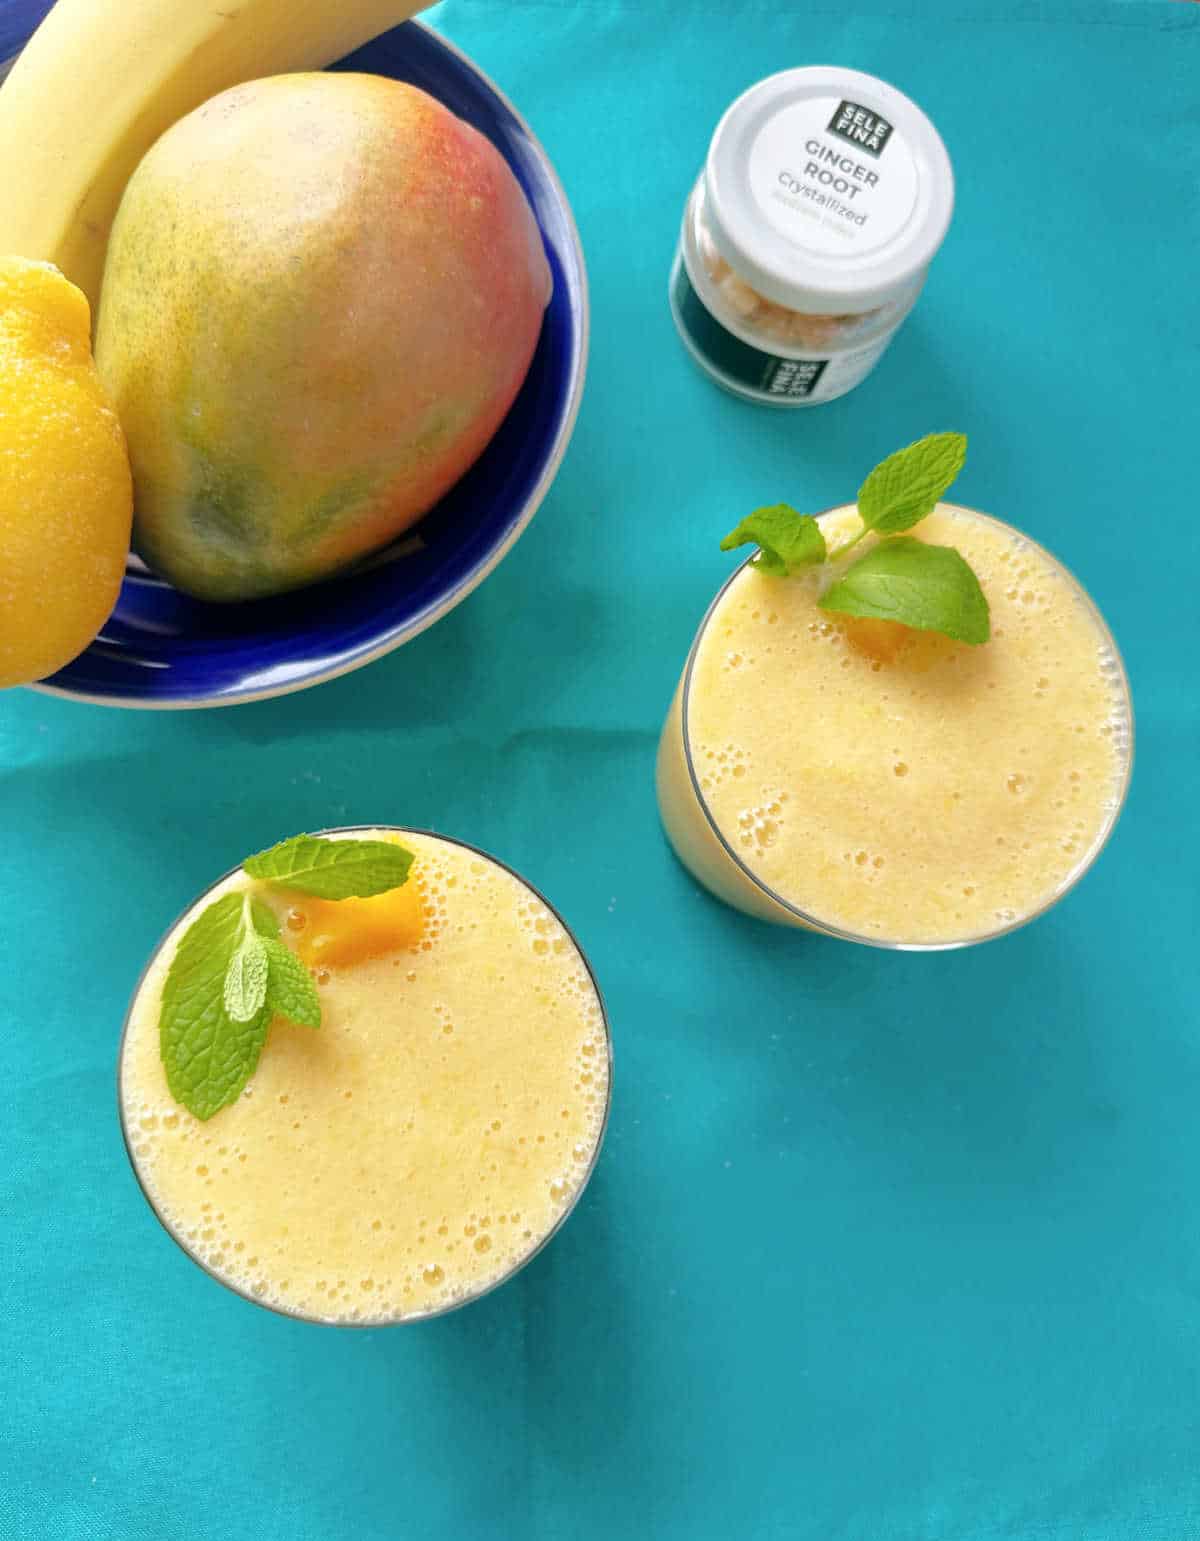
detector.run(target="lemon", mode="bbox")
[1,255,132,688]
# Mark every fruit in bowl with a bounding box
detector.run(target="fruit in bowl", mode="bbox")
[96,72,553,602]
[0,256,132,688]
[0,18,585,705]
[0,0,431,309]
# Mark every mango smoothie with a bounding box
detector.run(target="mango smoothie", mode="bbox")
[119,829,610,1323]
[657,504,1132,947]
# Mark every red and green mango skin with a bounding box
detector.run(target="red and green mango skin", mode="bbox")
[94,72,551,602]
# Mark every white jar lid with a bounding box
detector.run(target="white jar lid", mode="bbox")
[705,66,954,315]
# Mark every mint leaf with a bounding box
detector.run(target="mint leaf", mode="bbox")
[223,915,268,1024]
[160,892,272,1121]
[244,834,414,899]
[263,938,321,1029]
[857,433,966,535]
[819,537,990,644]
[720,504,826,576]
[249,897,280,939]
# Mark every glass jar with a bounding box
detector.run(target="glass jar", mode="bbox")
[669,66,955,407]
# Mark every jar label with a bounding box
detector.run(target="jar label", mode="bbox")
[747,95,919,259]
[671,259,892,405]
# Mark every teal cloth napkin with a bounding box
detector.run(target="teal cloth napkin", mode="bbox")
[3,1,1199,1536]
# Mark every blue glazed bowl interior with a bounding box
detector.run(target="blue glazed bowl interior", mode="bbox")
[14,18,586,706]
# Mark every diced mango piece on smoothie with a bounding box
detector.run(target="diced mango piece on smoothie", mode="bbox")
[288,879,426,968]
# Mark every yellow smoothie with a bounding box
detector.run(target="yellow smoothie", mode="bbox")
[657,504,1131,946]
[120,830,610,1323]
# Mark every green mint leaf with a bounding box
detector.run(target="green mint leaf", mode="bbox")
[159,892,272,1122]
[249,897,280,938]
[263,938,321,1029]
[223,915,268,1025]
[244,833,414,899]
[819,537,991,644]
[719,504,826,576]
[857,432,967,535]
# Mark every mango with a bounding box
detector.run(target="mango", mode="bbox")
[94,72,552,602]
[0,256,132,687]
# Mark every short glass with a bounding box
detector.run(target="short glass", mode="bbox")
[118,826,612,1325]
[656,508,1134,951]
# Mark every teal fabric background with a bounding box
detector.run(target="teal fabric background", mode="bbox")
[3,1,1199,1536]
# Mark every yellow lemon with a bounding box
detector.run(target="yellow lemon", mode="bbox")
[1,255,132,688]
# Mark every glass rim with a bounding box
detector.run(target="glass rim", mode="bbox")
[679,503,1136,952]
[117,825,614,1327]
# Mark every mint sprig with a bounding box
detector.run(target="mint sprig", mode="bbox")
[158,833,413,1120]
[244,833,414,899]
[719,504,826,576]
[718,432,989,644]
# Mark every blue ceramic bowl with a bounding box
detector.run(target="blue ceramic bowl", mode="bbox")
[3,13,587,707]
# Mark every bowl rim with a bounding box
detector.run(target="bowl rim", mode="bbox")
[25,19,590,710]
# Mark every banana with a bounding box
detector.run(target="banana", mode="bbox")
[0,0,428,310]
